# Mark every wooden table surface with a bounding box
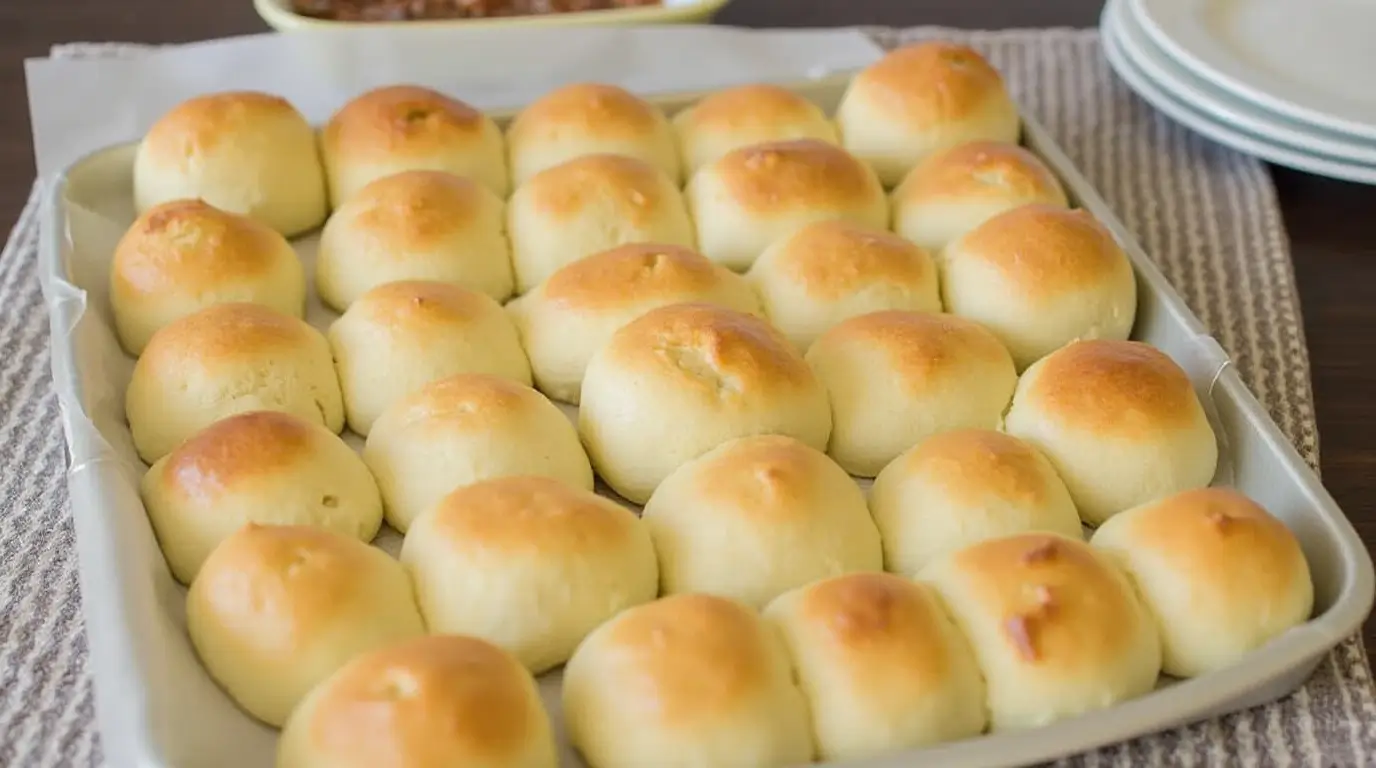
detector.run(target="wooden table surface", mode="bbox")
[5,0,1376,648]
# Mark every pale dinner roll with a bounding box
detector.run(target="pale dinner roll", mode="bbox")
[686,139,888,271]
[506,242,761,404]
[763,573,987,761]
[315,170,512,310]
[919,533,1162,731]
[329,280,532,436]
[805,310,1018,478]
[870,429,1083,576]
[363,374,593,533]
[402,476,657,673]
[321,84,509,204]
[563,593,814,768]
[125,303,344,464]
[506,82,680,186]
[141,411,382,585]
[642,435,881,608]
[747,220,940,351]
[578,303,831,504]
[278,635,556,768]
[942,204,1138,369]
[891,140,1069,254]
[134,91,326,237]
[507,154,695,293]
[836,42,1021,187]
[1003,340,1219,526]
[187,524,426,727]
[110,199,305,356]
[672,84,840,177]
[1091,488,1313,678]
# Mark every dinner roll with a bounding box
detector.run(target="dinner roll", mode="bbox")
[563,593,814,768]
[507,154,694,293]
[673,84,839,177]
[805,311,1017,477]
[919,533,1161,731]
[402,476,657,673]
[134,91,326,237]
[642,435,881,608]
[506,82,680,186]
[110,199,305,356]
[187,524,425,727]
[125,303,343,464]
[891,140,1069,254]
[747,220,940,350]
[836,42,1021,187]
[363,374,592,533]
[506,242,761,404]
[686,139,887,271]
[321,84,508,204]
[315,170,512,310]
[278,635,556,768]
[871,429,1082,575]
[578,303,831,504]
[763,573,986,761]
[1091,488,1313,678]
[942,204,1137,369]
[329,280,531,436]
[1003,340,1219,526]
[142,411,382,585]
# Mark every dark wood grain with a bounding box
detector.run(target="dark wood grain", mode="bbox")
[6,0,1375,651]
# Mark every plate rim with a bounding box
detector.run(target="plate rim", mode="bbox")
[1128,0,1376,142]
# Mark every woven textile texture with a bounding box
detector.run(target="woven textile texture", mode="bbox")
[1,28,1372,767]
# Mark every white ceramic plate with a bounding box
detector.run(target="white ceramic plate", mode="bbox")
[1102,0,1376,185]
[1112,0,1376,165]
[1130,0,1376,140]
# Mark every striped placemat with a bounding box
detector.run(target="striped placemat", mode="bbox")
[1,27,1372,767]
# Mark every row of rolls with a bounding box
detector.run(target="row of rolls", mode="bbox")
[113,40,1317,767]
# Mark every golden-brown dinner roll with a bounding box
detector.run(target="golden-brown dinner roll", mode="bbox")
[891,140,1069,254]
[109,199,305,356]
[763,573,986,761]
[805,311,1017,477]
[1003,340,1219,526]
[141,411,382,585]
[506,242,761,404]
[363,374,592,533]
[277,635,556,768]
[642,435,881,608]
[134,91,327,237]
[835,42,1021,187]
[563,593,814,768]
[187,524,425,727]
[401,476,657,673]
[125,303,344,464]
[1091,488,1313,678]
[870,429,1083,575]
[329,280,532,436]
[747,220,940,351]
[672,84,839,177]
[578,303,831,504]
[506,154,694,293]
[918,533,1161,731]
[506,82,680,186]
[321,84,509,205]
[942,204,1137,369]
[686,139,887,271]
[315,170,512,310]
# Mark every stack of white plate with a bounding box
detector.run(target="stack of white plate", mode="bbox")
[1102,0,1376,184]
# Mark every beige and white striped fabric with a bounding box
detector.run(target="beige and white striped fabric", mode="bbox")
[1,28,1372,766]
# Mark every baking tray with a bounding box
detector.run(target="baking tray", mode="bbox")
[39,73,1375,768]
[254,0,732,33]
